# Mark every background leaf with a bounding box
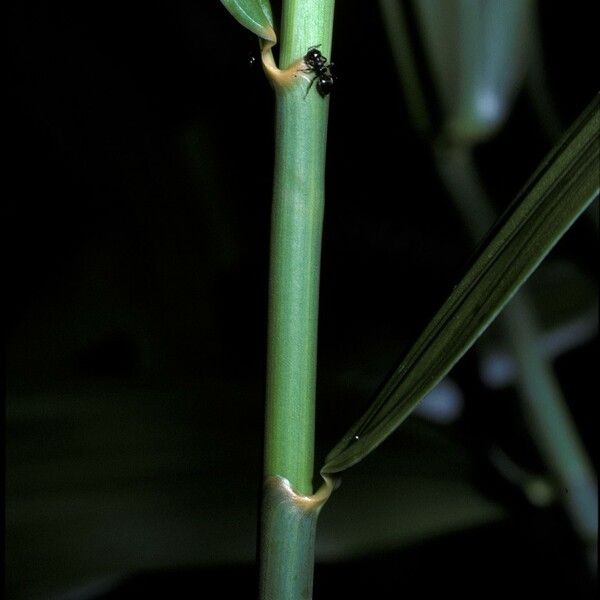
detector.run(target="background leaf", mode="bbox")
[413,0,534,142]
[220,0,276,42]
[322,96,599,475]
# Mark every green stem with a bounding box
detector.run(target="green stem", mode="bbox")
[261,1,335,597]
[265,0,334,500]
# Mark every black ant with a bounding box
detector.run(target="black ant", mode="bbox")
[301,45,335,98]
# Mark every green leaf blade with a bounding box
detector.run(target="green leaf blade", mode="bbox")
[220,0,276,42]
[322,96,599,475]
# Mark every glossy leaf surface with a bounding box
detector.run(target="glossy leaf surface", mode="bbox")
[323,97,599,474]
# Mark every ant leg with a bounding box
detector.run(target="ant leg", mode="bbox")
[304,75,318,98]
[307,44,322,51]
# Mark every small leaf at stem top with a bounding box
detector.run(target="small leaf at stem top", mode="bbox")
[220,0,276,42]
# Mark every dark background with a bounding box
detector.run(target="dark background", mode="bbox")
[6,1,598,598]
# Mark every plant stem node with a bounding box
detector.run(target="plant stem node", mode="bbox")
[264,475,337,513]
[261,40,305,90]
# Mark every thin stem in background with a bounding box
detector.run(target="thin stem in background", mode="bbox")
[378,0,432,135]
